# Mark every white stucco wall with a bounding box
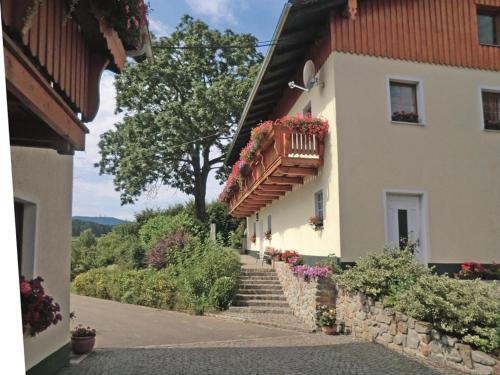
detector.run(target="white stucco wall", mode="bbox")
[11,146,73,370]
[246,53,342,258]
[333,52,500,263]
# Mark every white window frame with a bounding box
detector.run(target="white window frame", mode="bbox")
[386,75,426,126]
[382,189,430,265]
[479,85,500,132]
[314,189,324,220]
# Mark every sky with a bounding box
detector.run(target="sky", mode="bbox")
[72,0,286,220]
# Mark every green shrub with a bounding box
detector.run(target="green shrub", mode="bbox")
[229,222,245,249]
[139,212,206,249]
[394,275,500,353]
[74,268,109,299]
[208,276,237,310]
[332,248,431,304]
[206,202,242,246]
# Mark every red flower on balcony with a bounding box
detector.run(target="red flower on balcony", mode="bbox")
[277,114,328,138]
[251,120,273,143]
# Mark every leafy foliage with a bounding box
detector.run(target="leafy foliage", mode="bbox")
[139,211,205,249]
[394,275,500,353]
[206,201,242,246]
[145,231,189,270]
[332,248,432,304]
[208,277,237,310]
[96,15,262,219]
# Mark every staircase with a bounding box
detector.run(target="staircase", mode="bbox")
[212,258,314,333]
[230,268,292,314]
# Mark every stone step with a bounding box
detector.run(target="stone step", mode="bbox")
[240,280,281,286]
[241,268,275,273]
[232,300,290,308]
[241,272,277,277]
[235,294,286,301]
[228,306,292,315]
[238,284,282,290]
[240,276,280,281]
[236,288,284,295]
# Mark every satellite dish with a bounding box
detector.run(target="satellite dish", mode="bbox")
[303,60,317,90]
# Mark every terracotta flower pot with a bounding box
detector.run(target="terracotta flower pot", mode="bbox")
[71,336,95,354]
[321,326,337,335]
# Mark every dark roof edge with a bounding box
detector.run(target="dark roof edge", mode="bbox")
[224,3,293,165]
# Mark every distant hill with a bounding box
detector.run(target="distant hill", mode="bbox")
[72,220,113,237]
[73,216,128,226]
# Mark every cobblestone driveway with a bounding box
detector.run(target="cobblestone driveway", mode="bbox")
[59,333,458,375]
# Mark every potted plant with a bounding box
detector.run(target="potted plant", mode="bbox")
[391,111,419,123]
[264,229,272,241]
[71,324,97,354]
[308,215,324,231]
[317,305,337,335]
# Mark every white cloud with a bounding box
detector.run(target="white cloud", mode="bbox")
[148,18,171,36]
[185,0,240,24]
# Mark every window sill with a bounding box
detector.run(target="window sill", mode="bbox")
[483,128,500,133]
[391,121,425,127]
[479,43,500,48]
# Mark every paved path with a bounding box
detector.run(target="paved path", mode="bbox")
[59,294,458,375]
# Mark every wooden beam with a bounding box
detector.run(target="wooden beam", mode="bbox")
[266,176,303,185]
[278,166,317,177]
[254,190,284,198]
[3,33,87,151]
[258,185,293,192]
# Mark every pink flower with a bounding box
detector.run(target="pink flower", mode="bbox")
[20,281,32,296]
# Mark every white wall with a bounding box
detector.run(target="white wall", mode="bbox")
[246,54,342,258]
[11,146,73,370]
[333,52,500,263]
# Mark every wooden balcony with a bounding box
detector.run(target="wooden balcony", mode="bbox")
[229,125,325,218]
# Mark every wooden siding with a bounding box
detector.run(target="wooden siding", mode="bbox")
[330,0,500,71]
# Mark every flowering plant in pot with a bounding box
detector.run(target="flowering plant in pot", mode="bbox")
[316,305,337,334]
[71,324,97,354]
[264,229,272,241]
[20,276,62,336]
[391,111,419,123]
[280,250,299,263]
[308,215,323,231]
[277,114,329,138]
[292,265,332,282]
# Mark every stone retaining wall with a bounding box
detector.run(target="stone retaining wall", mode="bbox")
[274,261,335,330]
[334,288,499,375]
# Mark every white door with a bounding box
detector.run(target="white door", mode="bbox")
[386,194,424,263]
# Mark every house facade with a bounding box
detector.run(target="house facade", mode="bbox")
[224,0,500,271]
[2,1,150,373]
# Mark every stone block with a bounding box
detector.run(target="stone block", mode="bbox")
[397,322,408,334]
[395,312,408,322]
[355,311,367,320]
[383,307,395,316]
[493,364,500,375]
[457,343,473,369]
[403,347,418,356]
[441,335,458,347]
[472,351,496,366]
[376,314,393,324]
[376,333,394,344]
[429,340,444,355]
[429,353,445,364]
[379,323,389,334]
[473,363,494,375]
[407,317,416,329]
[393,334,407,346]
[387,343,403,352]
[430,329,441,342]
[444,347,462,363]
[415,321,432,334]
[419,342,431,356]
[368,326,380,340]
[407,330,420,350]
[418,333,431,344]
[389,323,397,336]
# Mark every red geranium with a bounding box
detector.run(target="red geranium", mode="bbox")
[276,114,329,138]
[20,276,62,336]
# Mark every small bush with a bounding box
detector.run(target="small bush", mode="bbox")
[208,276,237,310]
[73,268,109,299]
[139,212,206,249]
[145,231,189,270]
[394,275,500,353]
[332,248,431,304]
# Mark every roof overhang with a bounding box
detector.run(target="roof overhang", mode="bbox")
[225,0,349,165]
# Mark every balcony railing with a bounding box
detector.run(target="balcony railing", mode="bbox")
[229,124,325,218]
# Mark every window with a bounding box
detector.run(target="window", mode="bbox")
[14,199,36,278]
[267,215,272,232]
[477,10,500,46]
[253,222,256,236]
[482,90,500,130]
[314,190,324,220]
[389,81,420,123]
[14,202,24,274]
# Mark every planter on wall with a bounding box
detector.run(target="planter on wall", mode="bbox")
[321,326,337,335]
